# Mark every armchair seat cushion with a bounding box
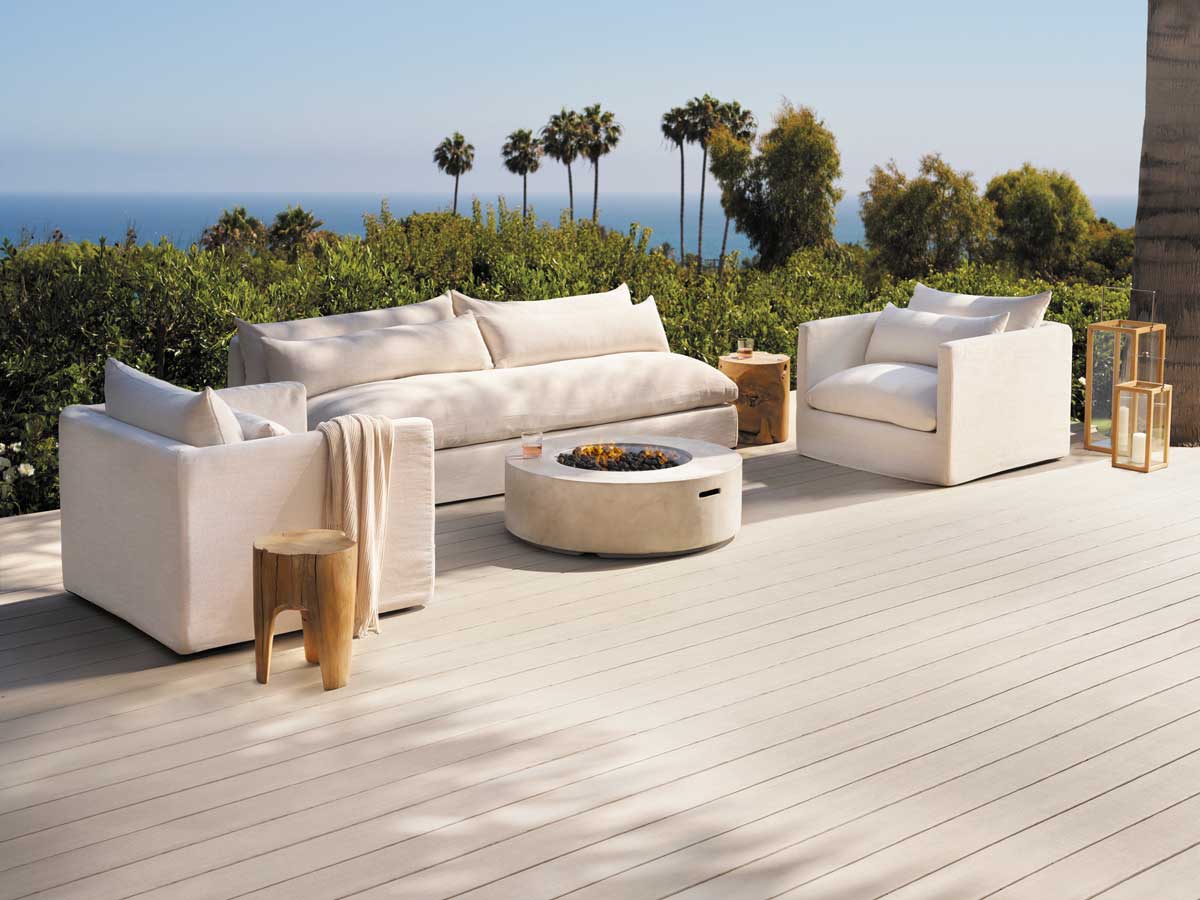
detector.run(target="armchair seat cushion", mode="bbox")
[807,362,939,433]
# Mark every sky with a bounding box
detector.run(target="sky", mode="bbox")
[2,0,1148,200]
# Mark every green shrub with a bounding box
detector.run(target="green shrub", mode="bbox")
[0,206,1126,516]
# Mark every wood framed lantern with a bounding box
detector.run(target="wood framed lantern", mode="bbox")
[1084,319,1166,454]
[1111,381,1172,473]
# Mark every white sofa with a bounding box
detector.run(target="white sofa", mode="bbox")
[59,382,434,654]
[795,294,1072,486]
[227,286,739,503]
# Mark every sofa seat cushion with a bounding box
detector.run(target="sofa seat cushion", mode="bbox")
[807,362,939,432]
[307,352,738,449]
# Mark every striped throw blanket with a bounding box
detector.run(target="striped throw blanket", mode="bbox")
[318,414,395,637]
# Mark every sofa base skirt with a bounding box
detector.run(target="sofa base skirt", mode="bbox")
[433,405,739,504]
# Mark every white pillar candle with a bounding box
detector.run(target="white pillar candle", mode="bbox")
[1131,431,1147,463]
[1116,406,1130,455]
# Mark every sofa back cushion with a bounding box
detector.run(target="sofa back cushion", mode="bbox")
[476,297,669,368]
[104,358,244,446]
[865,303,1010,368]
[235,293,453,384]
[260,313,494,398]
[450,283,631,317]
[908,283,1050,332]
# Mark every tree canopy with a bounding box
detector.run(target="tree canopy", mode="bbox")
[720,102,843,268]
[984,163,1095,276]
[860,154,995,279]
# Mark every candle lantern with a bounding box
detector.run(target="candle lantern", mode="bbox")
[1112,381,1172,472]
[1084,319,1166,453]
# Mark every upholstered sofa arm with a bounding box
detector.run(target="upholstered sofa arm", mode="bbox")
[937,321,1073,484]
[796,311,882,392]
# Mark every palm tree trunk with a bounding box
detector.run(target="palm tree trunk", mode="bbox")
[522,174,528,221]
[592,159,600,222]
[719,214,731,275]
[567,163,574,222]
[452,175,459,215]
[697,146,708,265]
[678,143,686,264]
[1133,0,1200,443]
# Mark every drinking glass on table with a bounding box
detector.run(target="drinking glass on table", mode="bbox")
[521,432,543,459]
[737,338,754,359]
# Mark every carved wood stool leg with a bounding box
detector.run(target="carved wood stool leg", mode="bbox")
[253,548,276,685]
[313,545,357,691]
[301,612,320,665]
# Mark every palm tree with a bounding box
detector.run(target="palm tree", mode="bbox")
[661,106,690,263]
[685,94,722,263]
[1133,0,1200,443]
[541,108,583,221]
[432,132,475,215]
[714,101,756,267]
[580,103,622,222]
[501,129,543,220]
[267,205,323,261]
[200,206,266,252]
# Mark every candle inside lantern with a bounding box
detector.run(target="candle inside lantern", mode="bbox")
[1116,406,1130,456]
[1131,431,1147,463]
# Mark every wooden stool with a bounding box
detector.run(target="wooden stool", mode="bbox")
[718,351,791,445]
[253,529,357,691]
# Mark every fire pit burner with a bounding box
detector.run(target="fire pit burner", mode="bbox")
[556,442,692,472]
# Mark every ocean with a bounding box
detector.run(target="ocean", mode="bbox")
[0,192,1138,260]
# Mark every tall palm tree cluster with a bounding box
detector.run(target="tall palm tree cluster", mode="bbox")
[430,97,753,266]
[661,95,756,264]
[433,105,622,223]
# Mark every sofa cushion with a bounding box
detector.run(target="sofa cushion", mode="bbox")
[235,293,453,384]
[104,358,243,446]
[232,411,291,440]
[909,283,1050,332]
[450,283,631,317]
[476,297,669,368]
[807,362,939,432]
[865,303,1009,368]
[216,381,307,434]
[260,314,493,398]
[307,351,737,449]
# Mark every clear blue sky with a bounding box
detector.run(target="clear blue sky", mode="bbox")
[3,0,1147,198]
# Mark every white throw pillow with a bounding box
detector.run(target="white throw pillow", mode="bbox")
[807,363,939,432]
[260,313,494,397]
[865,303,1009,368]
[233,410,291,440]
[104,358,243,446]
[236,293,453,383]
[476,296,670,368]
[909,283,1050,332]
[450,283,631,317]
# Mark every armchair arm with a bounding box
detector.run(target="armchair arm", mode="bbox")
[937,321,1072,484]
[796,311,881,392]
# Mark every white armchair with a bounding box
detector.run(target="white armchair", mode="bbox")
[796,311,1072,485]
[59,392,434,654]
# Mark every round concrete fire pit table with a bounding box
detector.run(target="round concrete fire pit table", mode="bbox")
[504,436,742,557]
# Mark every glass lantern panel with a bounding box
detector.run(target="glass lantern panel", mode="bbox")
[1152,392,1169,466]
[1089,329,1116,450]
[1114,389,1150,468]
[1137,329,1165,384]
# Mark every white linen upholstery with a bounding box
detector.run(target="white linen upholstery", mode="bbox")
[450,283,631,317]
[476,298,669,368]
[104,359,242,447]
[217,381,307,434]
[909,283,1052,332]
[807,362,938,432]
[261,314,493,397]
[797,314,1072,485]
[58,407,435,653]
[307,351,737,449]
[865,303,1009,367]
[233,293,453,385]
[233,410,290,440]
[432,405,738,503]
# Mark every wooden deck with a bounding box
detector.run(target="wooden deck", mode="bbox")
[2,439,1200,899]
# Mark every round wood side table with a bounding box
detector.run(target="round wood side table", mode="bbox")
[253,529,357,690]
[718,351,791,445]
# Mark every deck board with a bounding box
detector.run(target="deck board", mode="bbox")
[1,440,1198,899]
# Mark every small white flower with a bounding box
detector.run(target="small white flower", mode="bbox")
[16,463,34,477]
[9,442,21,453]
[1077,377,1086,385]
[0,457,10,470]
